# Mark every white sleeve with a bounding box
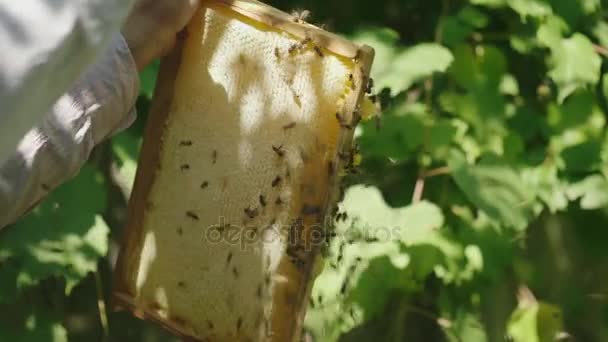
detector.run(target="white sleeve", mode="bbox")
[0,33,140,229]
[0,0,135,163]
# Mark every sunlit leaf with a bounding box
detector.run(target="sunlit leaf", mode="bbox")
[548,34,601,102]
[0,165,109,302]
[111,131,142,196]
[507,301,563,342]
[566,174,608,209]
[354,29,453,95]
[449,151,535,230]
[385,44,454,95]
[508,0,552,20]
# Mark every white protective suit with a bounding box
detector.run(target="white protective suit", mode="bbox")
[0,0,139,228]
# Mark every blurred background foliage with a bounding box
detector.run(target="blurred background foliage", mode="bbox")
[2,0,608,341]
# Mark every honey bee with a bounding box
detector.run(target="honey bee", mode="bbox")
[289,37,312,55]
[272,144,285,157]
[256,284,263,299]
[244,206,259,219]
[291,9,311,23]
[212,150,218,164]
[288,44,299,55]
[180,164,190,171]
[259,194,267,207]
[186,211,199,220]
[272,176,282,187]
[313,46,324,57]
[282,121,296,130]
[274,47,281,59]
[226,252,233,264]
[200,181,209,189]
[340,279,348,295]
[353,49,361,63]
[335,112,352,129]
[352,108,362,126]
[179,140,192,146]
[300,37,312,46]
[366,78,374,94]
[338,151,349,161]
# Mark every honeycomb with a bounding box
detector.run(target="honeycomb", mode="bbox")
[113,2,373,341]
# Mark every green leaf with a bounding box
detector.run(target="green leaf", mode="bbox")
[348,256,414,320]
[508,0,552,20]
[354,29,453,95]
[382,43,454,95]
[536,15,568,49]
[522,164,568,213]
[441,16,475,46]
[546,90,595,133]
[592,21,608,47]
[139,59,160,98]
[458,6,489,29]
[500,74,520,96]
[548,34,602,102]
[111,131,142,196]
[551,0,599,28]
[471,0,506,7]
[398,201,445,244]
[566,174,608,209]
[352,28,401,93]
[449,152,535,230]
[307,186,470,339]
[449,45,507,90]
[447,309,488,342]
[507,301,563,342]
[0,292,67,342]
[358,107,425,161]
[428,120,459,158]
[560,140,602,172]
[0,165,109,302]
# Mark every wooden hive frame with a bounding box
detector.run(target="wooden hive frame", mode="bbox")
[112,0,374,341]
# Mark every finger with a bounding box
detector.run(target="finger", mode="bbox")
[173,0,202,32]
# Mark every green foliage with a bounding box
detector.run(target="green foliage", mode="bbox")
[303,0,608,340]
[449,151,535,230]
[0,285,68,342]
[507,301,564,342]
[0,165,109,303]
[2,0,608,340]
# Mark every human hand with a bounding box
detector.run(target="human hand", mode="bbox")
[122,0,200,70]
